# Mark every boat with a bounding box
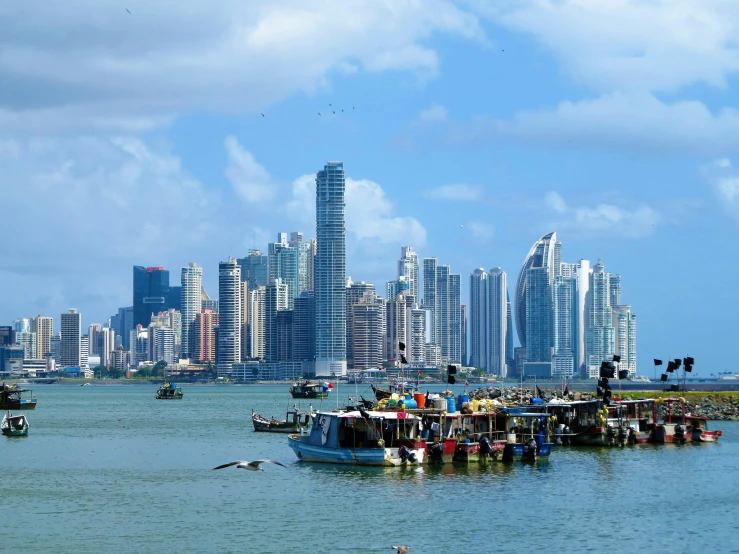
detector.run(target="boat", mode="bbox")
[289,381,330,399]
[547,400,630,447]
[155,381,183,400]
[651,398,723,443]
[420,410,508,464]
[252,407,312,433]
[501,411,553,462]
[2,412,29,437]
[287,409,426,466]
[371,381,419,401]
[0,383,37,410]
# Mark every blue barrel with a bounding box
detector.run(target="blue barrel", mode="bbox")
[402,398,418,409]
[446,396,457,413]
[458,394,470,407]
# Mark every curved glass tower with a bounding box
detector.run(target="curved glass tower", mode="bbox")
[514,232,559,351]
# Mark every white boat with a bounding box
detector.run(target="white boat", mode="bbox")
[2,412,29,437]
[288,410,426,466]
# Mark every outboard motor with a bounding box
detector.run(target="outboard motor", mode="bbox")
[674,424,685,442]
[563,426,571,446]
[617,425,629,447]
[428,442,444,463]
[523,438,539,462]
[554,425,562,446]
[398,445,417,464]
[479,436,493,460]
[627,427,637,445]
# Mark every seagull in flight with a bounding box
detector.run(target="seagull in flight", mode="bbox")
[392,546,410,554]
[212,459,286,472]
[126,8,131,13]
[261,113,265,117]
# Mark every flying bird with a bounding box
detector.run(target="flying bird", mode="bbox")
[392,546,410,554]
[318,112,321,116]
[333,111,336,114]
[212,459,286,471]
[261,113,265,117]
[329,103,332,106]
[126,8,131,13]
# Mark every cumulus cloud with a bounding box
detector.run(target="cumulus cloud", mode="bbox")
[543,191,659,238]
[423,183,483,201]
[0,1,484,132]
[702,158,739,221]
[225,135,275,203]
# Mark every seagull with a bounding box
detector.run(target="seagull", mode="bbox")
[392,546,410,554]
[261,113,265,117]
[333,111,336,114]
[212,459,286,471]
[318,112,321,116]
[126,8,131,13]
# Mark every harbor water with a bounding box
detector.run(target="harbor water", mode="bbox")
[2,384,739,553]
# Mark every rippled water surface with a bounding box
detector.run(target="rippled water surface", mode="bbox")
[2,384,738,553]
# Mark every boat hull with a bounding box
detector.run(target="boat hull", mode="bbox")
[288,435,425,466]
[453,440,506,463]
[1,399,36,411]
[2,415,29,437]
[502,442,552,462]
[691,430,722,443]
[289,391,328,399]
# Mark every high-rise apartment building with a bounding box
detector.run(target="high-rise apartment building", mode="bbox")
[289,232,313,295]
[586,260,615,378]
[216,258,241,377]
[15,331,36,360]
[133,266,172,327]
[469,268,508,377]
[422,258,438,346]
[346,280,376,368]
[292,291,316,362]
[613,305,637,377]
[14,319,29,333]
[268,233,299,308]
[552,275,576,378]
[180,263,202,359]
[398,247,420,302]
[264,280,289,363]
[194,309,218,363]
[30,315,53,359]
[240,282,249,361]
[423,259,462,364]
[314,161,347,377]
[237,250,269,291]
[60,309,81,368]
[352,298,385,371]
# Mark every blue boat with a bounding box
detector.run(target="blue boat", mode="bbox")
[501,412,554,463]
[288,410,426,466]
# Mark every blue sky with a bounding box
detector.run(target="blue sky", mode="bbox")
[2,1,739,375]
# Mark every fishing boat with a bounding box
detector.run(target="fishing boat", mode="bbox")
[420,410,508,463]
[155,381,183,400]
[252,407,312,433]
[2,412,29,437]
[548,400,630,447]
[613,399,656,444]
[371,381,419,401]
[289,380,330,399]
[287,409,426,466]
[0,383,37,410]
[652,398,723,443]
[501,411,553,462]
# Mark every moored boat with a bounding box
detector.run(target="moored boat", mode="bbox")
[501,411,553,462]
[288,409,426,466]
[0,383,37,410]
[651,398,723,443]
[155,382,183,400]
[252,407,312,433]
[2,411,29,437]
[289,381,330,399]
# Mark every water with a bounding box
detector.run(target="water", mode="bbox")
[2,384,739,553]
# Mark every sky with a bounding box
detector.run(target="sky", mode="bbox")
[2,0,739,376]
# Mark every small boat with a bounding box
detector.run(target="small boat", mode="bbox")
[2,412,29,437]
[501,412,553,463]
[155,382,183,400]
[252,407,312,433]
[0,383,37,410]
[652,398,723,443]
[685,415,722,442]
[371,381,419,401]
[288,409,426,466]
[289,381,330,399]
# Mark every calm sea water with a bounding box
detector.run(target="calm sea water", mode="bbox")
[2,384,738,554]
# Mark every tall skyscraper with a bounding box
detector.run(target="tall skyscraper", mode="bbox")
[574,259,592,374]
[387,276,410,304]
[469,268,508,376]
[292,291,316,362]
[515,232,559,355]
[237,250,269,291]
[15,331,36,360]
[264,280,289,363]
[194,309,218,363]
[422,258,439,346]
[88,323,103,357]
[248,288,266,360]
[505,293,514,375]
[133,266,171,327]
[240,281,249,361]
[60,309,81,368]
[289,232,313,296]
[613,305,637,377]
[216,258,241,377]
[314,161,347,377]
[306,238,318,292]
[552,275,576,378]
[460,303,467,367]
[180,263,202,359]
[469,269,488,369]
[352,298,384,371]
[488,268,507,377]
[423,259,462,364]
[398,247,420,301]
[30,315,53,359]
[14,318,29,333]
[386,294,408,365]
[586,259,615,378]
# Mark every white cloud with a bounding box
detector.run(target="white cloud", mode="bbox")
[424,183,483,201]
[473,1,739,94]
[703,158,739,221]
[543,191,659,238]
[466,221,494,242]
[418,104,448,124]
[0,1,484,132]
[225,135,275,203]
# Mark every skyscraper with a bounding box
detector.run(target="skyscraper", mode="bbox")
[264,280,289,363]
[292,291,316,362]
[469,268,508,376]
[133,266,171,327]
[352,298,384,371]
[289,232,313,295]
[268,233,299,308]
[515,232,559,353]
[422,258,439,346]
[194,309,218,363]
[216,258,241,377]
[314,161,347,377]
[237,250,268,291]
[181,263,202,359]
[586,260,615,378]
[423,259,462,364]
[552,275,576,378]
[469,269,488,369]
[60,309,81,368]
[248,288,265,360]
[346,280,376,368]
[398,246,420,301]
[30,315,53,359]
[488,268,508,377]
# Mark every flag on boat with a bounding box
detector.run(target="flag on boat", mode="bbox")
[322,382,335,392]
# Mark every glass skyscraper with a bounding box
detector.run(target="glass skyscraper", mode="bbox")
[237,250,269,291]
[180,263,202,359]
[314,162,347,377]
[216,258,241,377]
[133,266,171,327]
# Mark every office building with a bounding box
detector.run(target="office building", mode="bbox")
[60,309,81,368]
[237,250,269,291]
[181,263,202,359]
[216,258,241,376]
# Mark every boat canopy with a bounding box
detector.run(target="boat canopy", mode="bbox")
[334,410,420,420]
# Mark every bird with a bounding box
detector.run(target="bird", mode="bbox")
[329,103,332,106]
[460,224,464,228]
[318,112,321,116]
[392,546,410,554]
[212,459,286,471]
[261,113,265,117]
[333,111,336,114]
[126,8,131,13]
